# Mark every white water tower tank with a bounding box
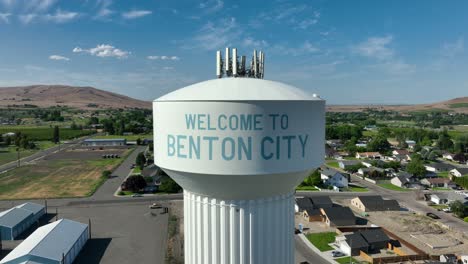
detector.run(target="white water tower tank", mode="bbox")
[153,51,325,264]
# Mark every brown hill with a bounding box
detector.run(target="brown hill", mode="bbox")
[0,85,151,110]
[327,97,468,113]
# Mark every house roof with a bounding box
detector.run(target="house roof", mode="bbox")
[83,138,126,142]
[321,207,356,226]
[0,219,88,264]
[426,163,456,170]
[0,208,33,228]
[343,233,369,249]
[355,196,400,211]
[359,228,390,244]
[452,168,468,175]
[295,197,314,211]
[394,176,409,184]
[321,168,341,177]
[357,152,381,157]
[393,149,410,155]
[447,193,468,204]
[425,178,453,184]
[310,196,333,207]
[431,193,448,200]
[339,160,361,166]
[304,208,322,216]
[396,171,413,178]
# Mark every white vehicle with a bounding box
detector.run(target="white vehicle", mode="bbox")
[442,207,451,213]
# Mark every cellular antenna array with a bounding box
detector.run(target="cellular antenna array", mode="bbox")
[216,47,265,79]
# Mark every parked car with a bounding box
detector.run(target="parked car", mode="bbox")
[331,251,344,257]
[426,212,440,219]
[149,203,162,209]
[442,207,451,213]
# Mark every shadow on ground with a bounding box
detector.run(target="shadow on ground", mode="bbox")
[74,238,112,264]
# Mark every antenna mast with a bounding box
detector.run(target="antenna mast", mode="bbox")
[215,47,265,79]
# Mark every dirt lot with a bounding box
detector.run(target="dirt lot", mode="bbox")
[0,148,132,200]
[45,146,129,160]
[366,211,468,255]
[167,200,184,264]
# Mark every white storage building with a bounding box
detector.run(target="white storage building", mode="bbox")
[0,219,89,264]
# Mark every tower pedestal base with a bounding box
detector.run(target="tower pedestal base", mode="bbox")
[183,190,295,264]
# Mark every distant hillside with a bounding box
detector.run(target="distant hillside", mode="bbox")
[0,85,151,110]
[327,97,468,113]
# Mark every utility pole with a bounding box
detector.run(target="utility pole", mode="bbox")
[16,147,20,167]
[88,218,92,239]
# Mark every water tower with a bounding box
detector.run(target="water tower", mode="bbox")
[153,48,324,264]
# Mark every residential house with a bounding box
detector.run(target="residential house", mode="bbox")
[357,167,385,176]
[337,228,391,256]
[326,139,343,149]
[356,152,382,160]
[392,149,410,156]
[424,163,456,173]
[295,197,314,213]
[391,176,410,188]
[447,193,468,206]
[364,125,378,131]
[361,160,386,168]
[460,255,468,264]
[405,140,416,149]
[351,196,400,212]
[338,160,361,170]
[359,228,391,252]
[338,232,369,256]
[321,168,349,188]
[430,194,448,205]
[450,168,468,178]
[320,207,356,227]
[420,178,456,189]
[303,208,323,222]
[295,196,335,222]
[442,153,455,161]
[439,254,457,263]
[310,196,334,209]
[452,153,467,164]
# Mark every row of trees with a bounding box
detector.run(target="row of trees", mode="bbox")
[0,132,36,149]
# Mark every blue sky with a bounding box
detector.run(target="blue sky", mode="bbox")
[0,0,467,104]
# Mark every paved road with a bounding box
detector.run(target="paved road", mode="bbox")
[0,136,91,173]
[294,235,329,264]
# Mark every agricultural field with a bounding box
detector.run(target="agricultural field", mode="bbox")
[0,141,55,166]
[93,134,153,141]
[0,147,133,200]
[0,127,95,141]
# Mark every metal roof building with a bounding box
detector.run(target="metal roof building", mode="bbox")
[0,219,89,264]
[82,138,126,147]
[0,208,34,240]
[15,203,46,223]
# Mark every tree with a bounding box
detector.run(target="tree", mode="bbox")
[406,157,427,178]
[70,122,78,130]
[449,200,467,218]
[368,134,391,153]
[159,176,182,193]
[135,152,146,170]
[301,170,321,187]
[136,138,142,145]
[52,126,60,144]
[436,131,453,151]
[125,175,147,192]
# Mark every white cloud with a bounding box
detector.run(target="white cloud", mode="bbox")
[242,37,269,49]
[271,41,319,56]
[0,0,15,9]
[49,55,70,61]
[94,0,114,20]
[199,0,224,14]
[441,38,464,57]
[191,17,240,50]
[19,14,37,24]
[73,44,130,59]
[26,0,56,12]
[147,55,180,61]
[44,9,78,23]
[122,10,152,19]
[354,35,394,60]
[0,12,11,23]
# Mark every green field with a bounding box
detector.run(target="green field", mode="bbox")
[449,103,468,108]
[93,134,153,141]
[0,141,56,166]
[437,171,450,178]
[305,232,336,251]
[326,161,340,169]
[0,127,95,141]
[346,186,369,192]
[378,182,410,192]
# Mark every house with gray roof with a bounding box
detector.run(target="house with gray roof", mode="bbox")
[320,168,349,188]
[338,160,361,170]
[351,196,400,212]
[320,207,356,227]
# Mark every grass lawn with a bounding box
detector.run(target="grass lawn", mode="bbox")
[346,186,368,192]
[296,186,319,191]
[94,134,153,141]
[132,166,142,174]
[0,148,132,200]
[335,257,360,264]
[0,141,57,166]
[430,204,448,210]
[305,232,336,251]
[437,171,450,178]
[378,182,410,192]
[431,187,451,191]
[326,161,340,169]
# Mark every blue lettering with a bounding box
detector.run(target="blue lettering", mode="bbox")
[185,114,196,130]
[299,134,309,158]
[240,114,252,130]
[189,136,200,159]
[167,135,175,156]
[282,135,296,159]
[198,114,206,130]
[280,114,288,130]
[207,115,216,130]
[276,136,280,160]
[203,136,219,160]
[269,114,279,130]
[218,114,227,130]
[261,136,274,160]
[254,114,263,130]
[229,115,239,130]
[222,137,235,161]
[177,135,187,158]
[238,137,252,160]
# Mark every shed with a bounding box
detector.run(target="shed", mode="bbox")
[0,208,34,240]
[0,219,89,264]
[15,203,46,223]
